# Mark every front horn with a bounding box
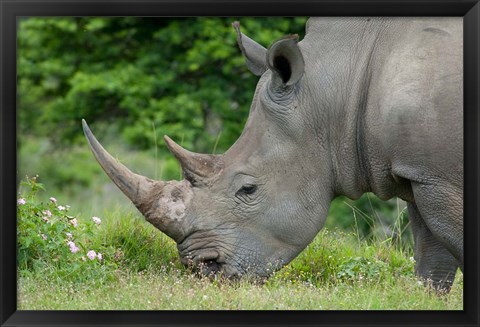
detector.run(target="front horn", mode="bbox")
[82,119,191,242]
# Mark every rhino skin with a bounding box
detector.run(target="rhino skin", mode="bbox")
[83,17,463,291]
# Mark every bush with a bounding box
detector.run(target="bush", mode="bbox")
[17,176,117,282]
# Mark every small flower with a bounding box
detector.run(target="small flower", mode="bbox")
[65,232,73,240]
[57,205,66,211]
[49,197,57,204]
[42,217,50,223]
[97,253,103,261]
[81,256,86,261]
[202,295,208,300]
[17,198,26,205]
[40,234,47,240]
[87,250,97,260]
[70,218,78,228]
[92,216,101,225]
[114,249,124,261]
[67,241,79,254]
[42,210,52,217]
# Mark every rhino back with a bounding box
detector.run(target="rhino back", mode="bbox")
[300,17,462,199]
[370,18,463,190]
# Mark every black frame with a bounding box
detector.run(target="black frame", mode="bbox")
[1,0,479,326]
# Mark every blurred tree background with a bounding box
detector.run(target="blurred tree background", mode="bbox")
[18,17,309,152]
[17,17,411,247]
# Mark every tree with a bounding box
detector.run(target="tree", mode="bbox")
[18,17,308,153]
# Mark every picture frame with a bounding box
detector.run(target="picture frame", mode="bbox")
[1,0,478,326]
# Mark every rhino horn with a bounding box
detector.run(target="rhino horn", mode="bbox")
[82,119,189,242]
[164,135,223,185]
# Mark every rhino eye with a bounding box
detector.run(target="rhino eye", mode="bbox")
[237,184,257,195]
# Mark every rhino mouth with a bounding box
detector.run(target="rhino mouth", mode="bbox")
[182,255,232,279]
[179,251,274,281]
[178,248,250,280]
[196,259,223,277]
[178,247,226,277]
[176,230,277,280]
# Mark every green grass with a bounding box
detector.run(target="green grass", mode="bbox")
[17,209,463,310]
[18,268,463,310]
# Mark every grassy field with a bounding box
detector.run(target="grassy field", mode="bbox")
[17,208,463,310]
[18,269,463,310]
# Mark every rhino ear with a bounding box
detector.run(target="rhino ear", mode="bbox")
[267,35,305,87]
[232,21,267,76]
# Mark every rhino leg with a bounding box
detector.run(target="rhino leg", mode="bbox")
[407,201,460,291]
[412,180,464,264]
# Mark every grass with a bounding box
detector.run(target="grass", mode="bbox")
[17,209,463,310]
[18,269,463,310]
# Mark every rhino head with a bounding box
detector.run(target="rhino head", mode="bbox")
[83,22,333,279]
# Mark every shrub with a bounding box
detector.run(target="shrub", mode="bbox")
[17,176,117,282]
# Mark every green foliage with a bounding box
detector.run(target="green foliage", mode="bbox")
[17,175,182,282]
[18,17,308,153]
[336,256,388,282]
[17,176,117,282]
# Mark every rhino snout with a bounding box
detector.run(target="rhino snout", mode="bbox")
[197,260,222,277]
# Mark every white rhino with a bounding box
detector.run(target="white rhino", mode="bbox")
[83,17,463,290]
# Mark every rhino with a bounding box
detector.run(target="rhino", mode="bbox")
[82,17,463,290]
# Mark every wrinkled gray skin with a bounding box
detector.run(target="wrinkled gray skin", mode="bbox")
[83,17,463,290]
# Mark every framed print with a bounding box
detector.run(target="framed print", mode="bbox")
[1,0,479,326]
